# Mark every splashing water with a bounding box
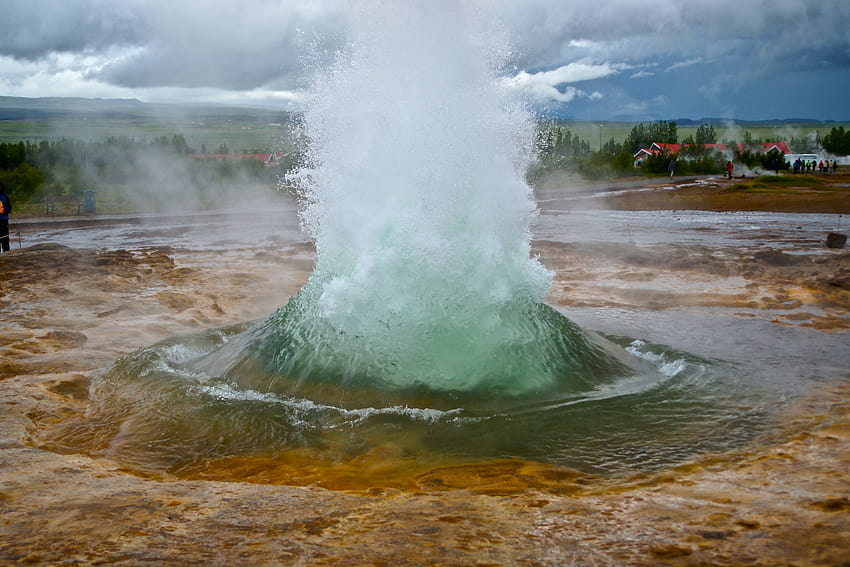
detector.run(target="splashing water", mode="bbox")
[186,1,645,404]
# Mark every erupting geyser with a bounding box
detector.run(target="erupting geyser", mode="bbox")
[60,2,739,479]
[188,1,641,406]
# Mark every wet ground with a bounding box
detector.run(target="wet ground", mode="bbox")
[1,175,849,565]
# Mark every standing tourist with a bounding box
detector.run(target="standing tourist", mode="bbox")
[0,182,12,253]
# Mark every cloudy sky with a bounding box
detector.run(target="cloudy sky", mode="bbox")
[0,0,847,121]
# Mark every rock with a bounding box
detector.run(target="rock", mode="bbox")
[826,232,847,248]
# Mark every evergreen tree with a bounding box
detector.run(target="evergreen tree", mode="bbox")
[0,142,26,170]
[694,124,717,144]
[623,121,678,153]
[823,126,850,155]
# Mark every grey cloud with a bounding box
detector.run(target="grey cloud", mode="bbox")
[0,0,150,59]
[97,40,306,90]
[492,0,850,69]
[98,2,347,89]
[111,1,347,89]
[6,0,849,90]
[2,0,347,91]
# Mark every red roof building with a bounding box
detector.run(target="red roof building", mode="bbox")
[634,141,792,166]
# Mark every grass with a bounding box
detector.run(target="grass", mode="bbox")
[725,174,829,194]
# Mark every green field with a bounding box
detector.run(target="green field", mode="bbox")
[0,97,298,153]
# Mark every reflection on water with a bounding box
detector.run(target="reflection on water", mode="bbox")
[19,206,844,254]
[537,208,846,250]
[17,206,305,252]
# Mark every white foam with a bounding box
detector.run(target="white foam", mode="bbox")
[626,340,688,378]
[194,382,463,424]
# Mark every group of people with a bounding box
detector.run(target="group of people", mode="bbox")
[793,158,839,174]
[0,182,11,253]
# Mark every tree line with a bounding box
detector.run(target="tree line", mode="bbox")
[0,135,297,207]
[530,122,848,185]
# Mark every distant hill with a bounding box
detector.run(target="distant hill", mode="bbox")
[4,96,844,127]
[0,96,294,124]
[672,117,843,126]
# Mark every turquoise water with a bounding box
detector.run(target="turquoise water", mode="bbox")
[70,320,750,477]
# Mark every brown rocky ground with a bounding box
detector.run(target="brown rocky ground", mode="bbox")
[1,177,849,565]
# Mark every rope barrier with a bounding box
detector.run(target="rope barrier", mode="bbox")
[0,231,23,250]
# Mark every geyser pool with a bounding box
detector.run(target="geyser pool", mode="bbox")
[44,3,763,481]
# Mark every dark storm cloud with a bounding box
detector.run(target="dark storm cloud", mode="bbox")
[494,0,850,68]
[0,1,150,60]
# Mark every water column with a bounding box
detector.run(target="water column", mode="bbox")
[221,1,637,401]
